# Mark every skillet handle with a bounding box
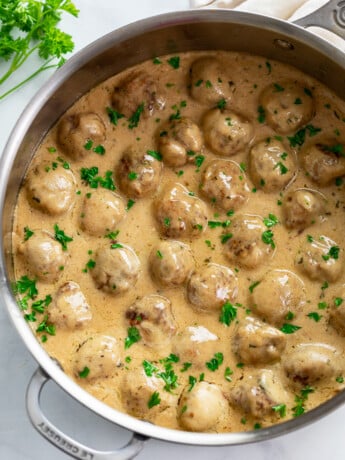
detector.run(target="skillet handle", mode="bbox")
[26,367,148,460]
[294,0,345,40]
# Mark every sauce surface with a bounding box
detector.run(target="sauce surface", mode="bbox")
[12,51,345,433]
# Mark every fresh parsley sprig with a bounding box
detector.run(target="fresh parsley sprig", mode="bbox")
[0,0,79,100]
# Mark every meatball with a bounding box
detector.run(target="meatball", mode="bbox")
[178,381,227,432]
[125,295,176,349]
[223,214,274,269]
[158,117,203,167]
[231,369,290,418]
[296,235,343,283]
[80,189,125,236]
[189,56,234,106]
[21,229,68,282]
[121,367,176,419]
[25,161,76,216]
[48,281,92,329]
[283,343,341,387]
[149,240,194,287]
[155,183,208,239]
[282,188,325,230]
[91,243,140,295]
[249,138,296,192]
[172,326,219,370]
[259,80,314,134]
[200,159,249,212]
[202,108,254,156]
[57,112,106,161]
[112,71,165,118]
[249,269,306,326]
[329,289,345,336]
[233,317,287,364]
[300,142,345,186]
[187,263,238,312]
[116,146,162,198]
[73,334,121,380]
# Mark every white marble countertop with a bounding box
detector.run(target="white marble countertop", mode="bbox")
[1,1,345,459]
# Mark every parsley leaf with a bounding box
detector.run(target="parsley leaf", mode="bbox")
[219,301,237,326]
[206,352,224,371]
[148,391,161,408]
[280,323,301,334]
[54,224,73,250]
[124,326,141,349]
[128,103,144,129]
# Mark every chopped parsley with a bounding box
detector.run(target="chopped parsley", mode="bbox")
[217,98,226,110]
[272,404,286,418]
[128,103,144,129]
[262,229,275,249]
[128,172,138,181]
[249,280,260,293]
[24,226,34,241]
[80,167,116,190]
[287,124,321,147]
[126,199,135,211]
[147,150,162,161]
[220,233,233,244]
[106,107,125,125]
[219,301,237,326]
[188,375,197,392]
[263,214,279,228]
[307,312,322,322]
[292,386,314,417]
[280,323,301,334]
[54,224,73,251]
[195,155,205,170]
[143,360,159,377]
[322,245,340,261]
[180,362,192,372]
[257,105,265,123]
[110,243,123,249]
[78,367,90,378]
[274,161,288,175]
[148,391,161,409]
[334,297,343,307]
[124,326,141,349]
[206,352,224,372]
[104,230,120,240]
[273,83,284,92]
[36,315,56,336]
[167,56,180,69]
[224,366,233,382]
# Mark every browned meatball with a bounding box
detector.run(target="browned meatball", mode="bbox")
[25,160,76,216]
[57,112,106,161]
[73,334,121,381]
[295,235,343,283]
[116,146,162,198]
[300,142,345,185]
[231,369,290,418]
[178,381,227,432]
[149,240,194,287]
[172,325,219,370]
[112,71,165,118]
[200,159,250,212]
[187,263,238,312]
[249,269,306,326]
[233,317,287,364]
[155,183,208,239]
[121,367,177,419]
[223,214,274,269]
[259,80,315,134]
[125,294,176,350]
[283,343,341,387]
[20,229,68,283]
[189,56,235,106]
[80,189,125,236]
[158,117,203,167]
[91,243,140,295]
[203,108,253,156]
[249,138,296,192]
[48,281,92,329]
[282,188,325,230]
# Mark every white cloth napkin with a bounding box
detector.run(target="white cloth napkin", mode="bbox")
[189,0,345,51]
